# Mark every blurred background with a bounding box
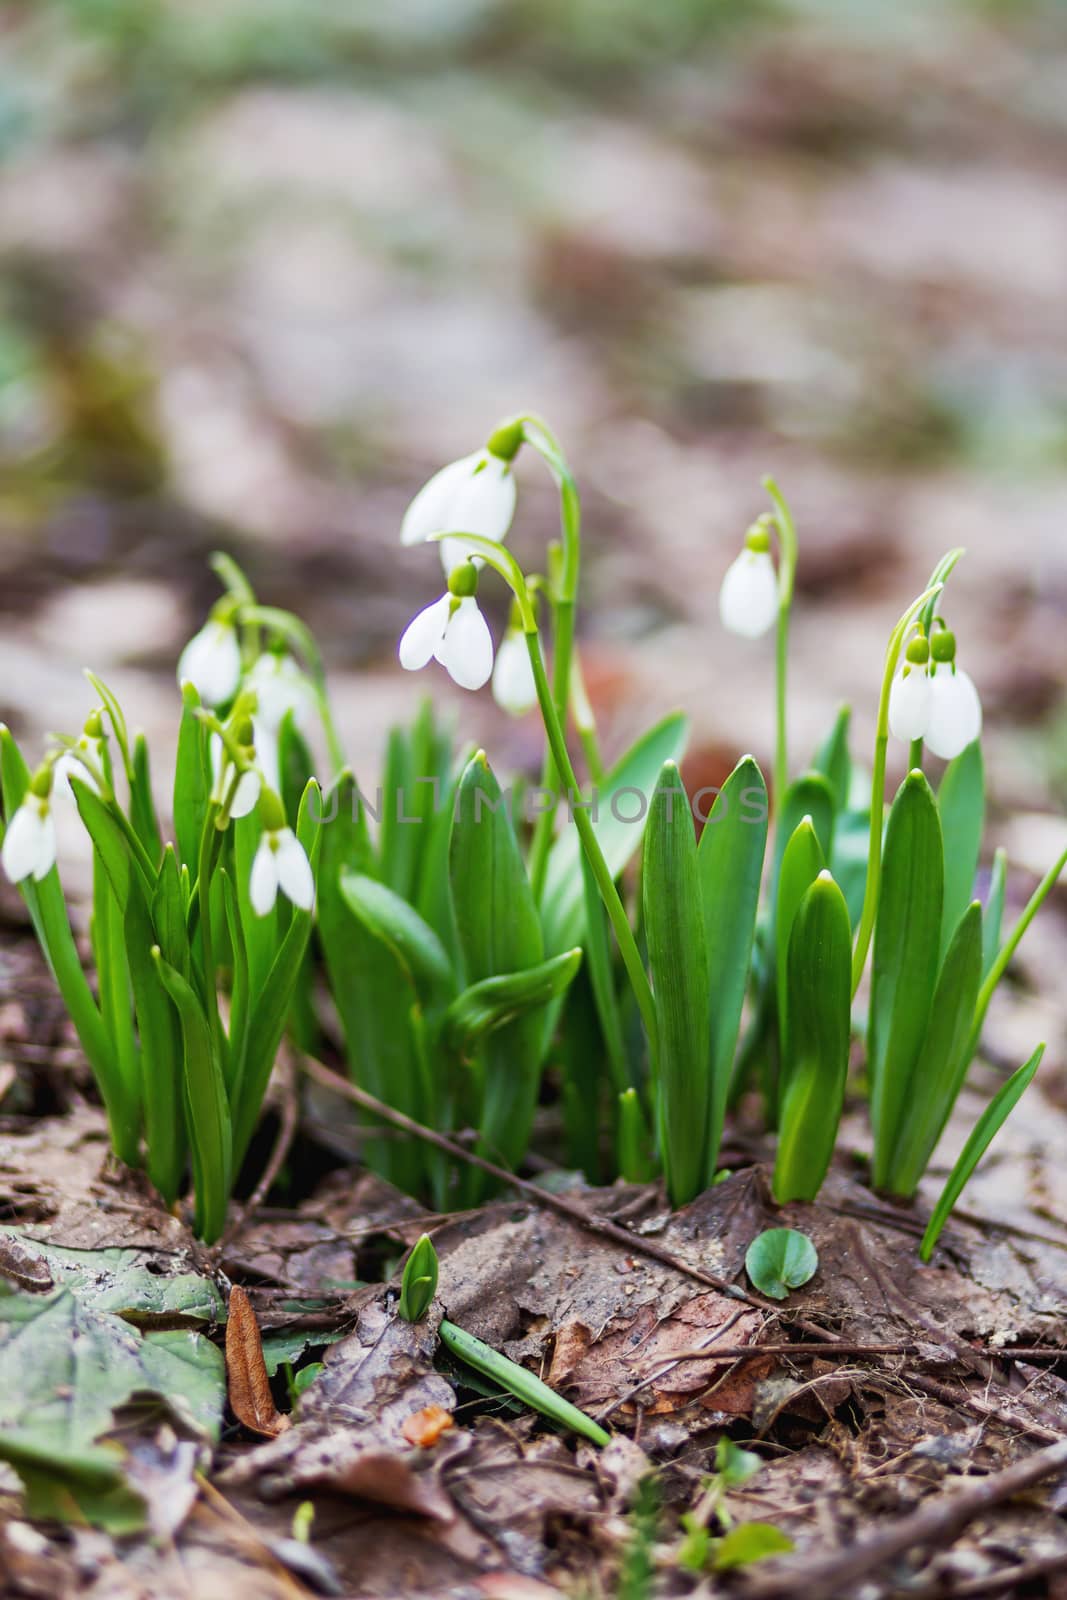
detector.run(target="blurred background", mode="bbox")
[1,0,1066,826]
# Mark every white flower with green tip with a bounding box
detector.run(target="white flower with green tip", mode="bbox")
[399,564,494,692]
[2,770,56,884]
[719,524,779,639]
[401,422,522,573]
[249,791,314,916]
[178,611,242,707]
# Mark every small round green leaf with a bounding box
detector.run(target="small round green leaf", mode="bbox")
[744,1228,818,1301]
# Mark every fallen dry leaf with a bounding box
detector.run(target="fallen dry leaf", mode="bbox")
[226,1285,292,1438]
[402,1403,455,1448]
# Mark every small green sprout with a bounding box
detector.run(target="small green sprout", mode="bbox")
[397,1234,439,1323]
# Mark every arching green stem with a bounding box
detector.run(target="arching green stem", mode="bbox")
[850,582,945,998]
[763,477,798,817]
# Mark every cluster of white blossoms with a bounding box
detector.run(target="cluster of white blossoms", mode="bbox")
[176,619,316,914]
[888,627,982,761]
[397,432,537,715]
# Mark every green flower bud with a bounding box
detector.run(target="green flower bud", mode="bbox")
[397,1233,439,1323]
[256,787,287,835]
[83,708,105,740]
[744,519,773,556]
[233,716,255,750]
[447,562,479,599]
[905,634,930,666]
[930,629,957,664]
[29,764,53,800]
[485,419,523,462]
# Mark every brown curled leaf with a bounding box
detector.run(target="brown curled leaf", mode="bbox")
[226,1283,291,1437]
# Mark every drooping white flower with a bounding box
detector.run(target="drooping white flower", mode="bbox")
[178,615,242,707]
[399,566,494,692]
[924,663,983,761]
[491,628,537,716]
[245,652,312,733]
[249,814,314,916]
[401,449,517,574]
[52,744,102,801]
[888,660,932,743]
[210,733,260,820]
[2,791,56,884]
[719,527,779,639]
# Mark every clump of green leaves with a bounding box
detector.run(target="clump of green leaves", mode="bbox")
[677,1438,793,1575]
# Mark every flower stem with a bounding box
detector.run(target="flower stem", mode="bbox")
[525,629,658,1058]
[763,478,798,817]
[239,603,345,778]
[967,843,1067,1060]
[850,583,944,998]
[909,737,924,771]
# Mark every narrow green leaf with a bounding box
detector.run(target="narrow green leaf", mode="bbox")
[868,771,944,1189]
[319,773,424,1190]
[885,902,982,1197]
[152,949,232,1243]
[812,704,852,815]
[450,753,545,1175]
[70,779,142,908]
[340,872,453,997]
[442,950,582,1052]
[130,733,163,865]
[152,845,190,979]
[773,873,852,1203]
[219,869,250,1102]
[920,1045,1044,1262]
[124,882,184,1204]
[699,756,768,1175]
[91,856,141,1153]
[84,670,132,776]
[644,761,710,1204]
[438,1319,610,1447]
[745,1228,819,1300]
[982,846,1007,981]
[771,772,835,896]
[397,1234,438,1323]
[173,683,210,873]
[540,712,689,954]
[579,848,631,1096]
[277,709,314,828]
[617,1087,655,1182]
[773,817,824,1071]
[938,740,984,961]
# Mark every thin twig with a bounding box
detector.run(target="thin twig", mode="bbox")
[299,1053,780,1314]
[745,1437,1067,1600]
[906,1551,1067,1600]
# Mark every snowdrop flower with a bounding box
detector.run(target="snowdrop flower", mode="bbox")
[398,564,494,692]
[491,625,537,717]
[244,652,312,733]
[888,635,932,744]
[178,610,242,707]
[243,651,313,791]
[2,769,56,884]
[719,523,779,639]
[401,422,522,573]
[924,632,982,761]
[248,791,314,916]
[51,711,106,801]
[210,727,260,820]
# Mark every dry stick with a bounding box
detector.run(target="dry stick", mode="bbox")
[908,1551,1067,1600]
[745,1437,1067,1600]
[299,1057,1067,1442]
[299,1054,781,1314]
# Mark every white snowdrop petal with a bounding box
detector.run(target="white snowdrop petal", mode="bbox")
[275,829,315,911]
[249,838,279,916]
[399,595,451,672]
[719,550,779,639]
[52,749,99,801]
[435,597,494,690]
[178,620,242,706]
[492,631,537,716]
[925,665,983,761]
[437,457,517,571]
[31,812,57,880]
[400,455,479,545]
[2,803,48,884]
[246,653,310,731]
[229,769,261,819]
[888,666,932,743]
